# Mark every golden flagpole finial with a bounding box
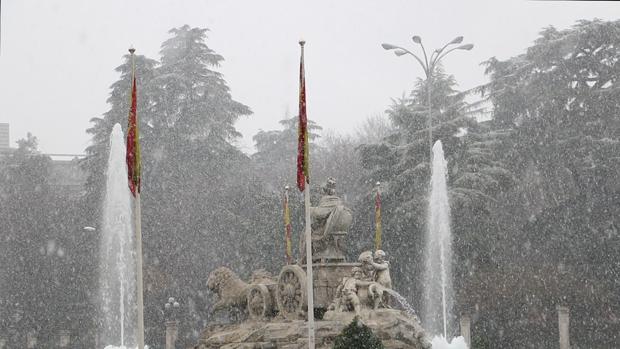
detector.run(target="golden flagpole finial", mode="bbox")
[299,40,306,47]
[129,45,136,54]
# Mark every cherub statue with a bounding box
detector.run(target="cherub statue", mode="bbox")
[357,251,375,281]
[372,249,392,307]
[331,267,373,316]
[371,250,392,290]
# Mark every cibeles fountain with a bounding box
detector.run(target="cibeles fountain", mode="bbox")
[102,122,462,348]
[197,178,433,349]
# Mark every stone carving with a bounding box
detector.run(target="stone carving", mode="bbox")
[327,251,393,313]
[358,251,376,280]
[246,270,277,320]
[207,267,250,314]
[329,267,373,315]
[372,250,392,307]
[207,267,280,321]
[198,309,432,349]
[276,265,308,319]
[250,269,275,284]
[302,178,353,262]
[372,250,392,289]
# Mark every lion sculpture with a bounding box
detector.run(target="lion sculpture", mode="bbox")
[207,267,250,313]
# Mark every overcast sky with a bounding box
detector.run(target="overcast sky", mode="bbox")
[1,0,619,155]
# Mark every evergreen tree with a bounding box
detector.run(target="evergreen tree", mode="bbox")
[140,25,279,345]
[481,19,620,206]
[332,317,384,349]
[473,19,620,348]
[252,115,322,192]
[0,134,91,346]
[0,135,53,345]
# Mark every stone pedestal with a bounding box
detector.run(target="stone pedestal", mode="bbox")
[557,305,570,349]
[197,309,431,349]
[302,262,359,309]
[166,320,178,349]
[459,315,471,347]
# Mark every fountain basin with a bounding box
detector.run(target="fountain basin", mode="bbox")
[198,309,430,349]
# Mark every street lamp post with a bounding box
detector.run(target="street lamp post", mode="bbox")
[381,36,473,161]
[164,297,180,349]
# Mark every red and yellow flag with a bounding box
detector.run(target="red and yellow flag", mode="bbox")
[297,41,309,192]
[126,53,141,197]
[374,183,382,250]
[283,187,293,264]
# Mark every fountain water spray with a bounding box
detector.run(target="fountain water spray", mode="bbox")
[424,140,453,338]
[423,140,467,348]
[99,124,137,348]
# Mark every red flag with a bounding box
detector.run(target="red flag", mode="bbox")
[297,41,309,191]
[126,69,141,197]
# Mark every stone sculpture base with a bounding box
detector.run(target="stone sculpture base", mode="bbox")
[197,309,431,349]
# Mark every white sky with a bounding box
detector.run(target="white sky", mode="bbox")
[1,0,619,154]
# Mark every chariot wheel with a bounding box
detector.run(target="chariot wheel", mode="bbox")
[276,265,307,319]
[246,284,273,320]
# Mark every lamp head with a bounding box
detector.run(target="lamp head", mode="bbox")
[381,43,398,50]
[394,50,407,56]
[450,36,464,44]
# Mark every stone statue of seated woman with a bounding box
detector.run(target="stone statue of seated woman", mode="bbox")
[304,178,352,262]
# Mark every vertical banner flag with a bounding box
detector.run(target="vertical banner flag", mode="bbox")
[126,52,141,197]
[283,186,293,264]
[375,182,382,250]
[297,41,309,192]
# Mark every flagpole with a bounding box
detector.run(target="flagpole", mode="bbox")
[304,184,315,349]
[298,39,315,349]
[129,46,146,349]
[284,185,292,265]
[374,181,382,251]
[135,192,145,349]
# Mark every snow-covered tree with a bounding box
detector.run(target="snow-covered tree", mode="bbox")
[472,19,620,348]
[252,115,321,192]
[0,134,92,346]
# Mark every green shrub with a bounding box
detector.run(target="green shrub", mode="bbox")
[333,316,385,349]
